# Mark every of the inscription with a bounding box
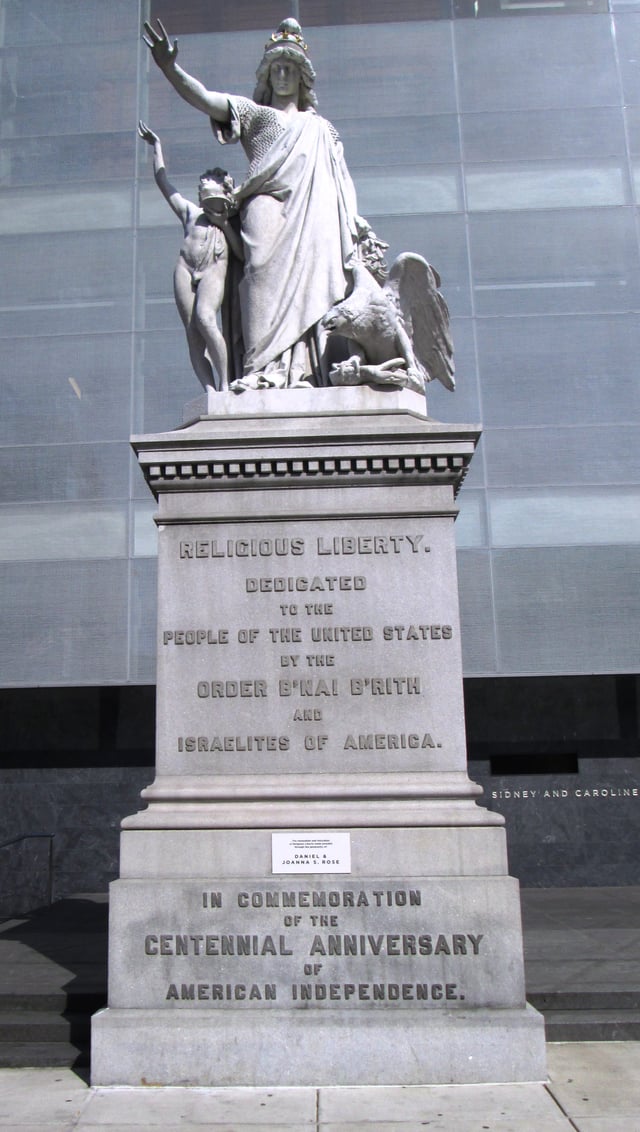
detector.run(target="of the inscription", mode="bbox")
[157,517,464,775]
[110,880,504,1013]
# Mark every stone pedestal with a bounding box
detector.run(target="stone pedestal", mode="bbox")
[91,388,546,1086]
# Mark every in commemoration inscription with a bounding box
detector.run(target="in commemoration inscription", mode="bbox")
[111,879,510,1011]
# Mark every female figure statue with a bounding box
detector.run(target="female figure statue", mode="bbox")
[143,18,360,389]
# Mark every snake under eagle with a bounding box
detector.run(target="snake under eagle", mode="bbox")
[322,253,455,396]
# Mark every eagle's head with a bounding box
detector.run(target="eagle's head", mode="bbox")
[322,303,357,335]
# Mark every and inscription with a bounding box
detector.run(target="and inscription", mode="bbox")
[155,519,465,776]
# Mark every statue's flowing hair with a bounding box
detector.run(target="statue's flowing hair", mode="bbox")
[253,44,318,111]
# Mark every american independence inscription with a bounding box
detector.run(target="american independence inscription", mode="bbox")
[107,877,518,1011]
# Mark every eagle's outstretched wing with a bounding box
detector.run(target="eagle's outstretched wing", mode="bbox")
[384,253,455,391]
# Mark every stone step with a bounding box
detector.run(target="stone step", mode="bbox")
[0,991,105,1012]
[543,1009,640,1042]
[529,990,640,1011]
[0,1040,88,1068]
[0,1009,88,1044]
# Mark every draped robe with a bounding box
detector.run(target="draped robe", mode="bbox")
[216,97,359,383]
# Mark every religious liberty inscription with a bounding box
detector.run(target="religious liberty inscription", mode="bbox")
[156,516,467,779]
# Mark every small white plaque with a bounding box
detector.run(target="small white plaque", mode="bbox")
[271,831,351,874]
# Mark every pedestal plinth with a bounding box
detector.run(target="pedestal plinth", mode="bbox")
[91,388,545,1086]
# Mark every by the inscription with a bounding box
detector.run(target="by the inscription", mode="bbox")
[157,520,463,773]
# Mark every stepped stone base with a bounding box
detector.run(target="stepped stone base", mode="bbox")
[92,391,545,1086]
[92,1006,545,1087]
[92,824,546,1085]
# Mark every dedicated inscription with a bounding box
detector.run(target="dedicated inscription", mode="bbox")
[161,519,462,771]
[246,575,366,592]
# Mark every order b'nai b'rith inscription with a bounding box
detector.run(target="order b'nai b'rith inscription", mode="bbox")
[156,518,466,777]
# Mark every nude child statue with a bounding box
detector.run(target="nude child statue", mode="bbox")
[138,121,243,393]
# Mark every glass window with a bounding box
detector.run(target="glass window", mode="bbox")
[0,232,134,337]
[0,335,133,445]
[0,503,128,561]
[130,559,158,683]
[2,43,137,137]
[455,15,619,112]
[475,314,640,427]
[483,426,640,487]
[466,161,628,211]
[134,503,159,558]
[469,208,640,316]
[456,550,499,673]
[489,487,640,547]
[462,108,627,164]
[0,184,134,236]
[455,490,488,547]
[613,14,640,106]
[0,443,131,504]
[355,167,462,215]
[2,1,138,46]
[493,546,640,674]
[0,560,129,685]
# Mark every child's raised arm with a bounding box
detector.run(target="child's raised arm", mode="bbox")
[138,120,192,227]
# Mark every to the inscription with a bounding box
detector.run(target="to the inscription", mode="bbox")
[160,524,460,770]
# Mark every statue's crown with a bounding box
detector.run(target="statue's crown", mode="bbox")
[266,18,309,58]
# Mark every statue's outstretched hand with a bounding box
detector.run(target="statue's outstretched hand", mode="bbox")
[137,120,158,146]
[142,19,178,70]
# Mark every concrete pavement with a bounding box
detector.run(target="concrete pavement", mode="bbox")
[0,1042,639,1131]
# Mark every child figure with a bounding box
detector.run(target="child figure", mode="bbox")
[138,121,243,393]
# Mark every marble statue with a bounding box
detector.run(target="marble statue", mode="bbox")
[138,122,243,393]
[323,256,455,394]
[142,17,454,397]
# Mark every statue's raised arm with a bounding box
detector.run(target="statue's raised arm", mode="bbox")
[142,19,230,124]
[140,17,455,398]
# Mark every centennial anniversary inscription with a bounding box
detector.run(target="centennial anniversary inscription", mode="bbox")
[109,877,517,1011]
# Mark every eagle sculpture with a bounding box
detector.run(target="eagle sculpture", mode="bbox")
[322,253,455,396]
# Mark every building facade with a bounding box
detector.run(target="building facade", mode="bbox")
[1,0,639,906]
